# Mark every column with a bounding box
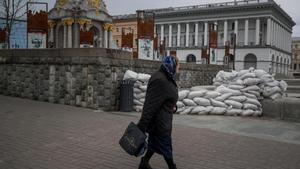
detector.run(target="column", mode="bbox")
[104,25,108,48]
[204,22,208,46]
[177,23,181,47]
[185,23,189,47]
[109,30,113,48]
[195,22,199,46]
[63,24,67,48]
[256,18,261,45]
[266,18,271,45]
[48,21,55,45]
[160,24,164,43]
[234,20,239,44]
[272,20,275,46]
[244,19,249,46]
[67,23,73,48]
[274,22,277,48]
[168,24,172,47]
[73,23,79,48]
[223,20,228,46]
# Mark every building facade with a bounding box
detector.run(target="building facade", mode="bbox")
[291,37,300,77]
[113,0,295,75]
[153,0,295,74]
[112,14,137,51]
[0,18,27,49]
[48,0,114,48]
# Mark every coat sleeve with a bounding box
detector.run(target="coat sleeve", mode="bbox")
[137,78,167,132]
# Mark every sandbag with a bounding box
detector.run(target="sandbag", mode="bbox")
[243,103,258,110]
[237,70,250,77]
[228,96,247,102]
[243,78,261,86]
[216,85,241,96]
[240,72,256,80]
[176,101,185,108]
[134,81,143,88]
[254,69,267,78]
[135,92,146,99]
[248,90,261,97]
[183,99,197,106]
[225,108,243,116]
[187,90,207,99]
[215,93,233,102]
[204,91,221,99]
[134,88,143,94]
[253,110,263,116]
[176,107,186,114]
[245,98,261,107]
[241,109,254,116]
[210,107,226,115]
[270,93,282,100]
[139,85,148,92]
[134,106,143,112]
[241,85,261,92]
[190,106,208,115]
[134,99,143,106]
[279,80,288,91]
[193,98,211,106]
[179,90,190,100]
[137,73,151,82]
[266,81,280,87]
[211,99,227,108]
[243,92,257,99]
[224,100,243,109]
[229,79,244,86]
[263,86,281,97]
[140,98,145,103]
[123,70,138,80]
[228,84,244,90]
[180,107,193,115]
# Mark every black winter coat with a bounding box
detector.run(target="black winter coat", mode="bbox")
[137,67,178,137]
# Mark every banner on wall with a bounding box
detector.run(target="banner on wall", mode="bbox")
[138,39,154,60]
[28,32,47,48]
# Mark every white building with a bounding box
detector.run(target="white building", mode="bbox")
[150,0,295,75]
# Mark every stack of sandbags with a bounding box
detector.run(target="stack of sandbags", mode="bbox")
[213,67,288,100]
[133,81,147,112]
[123,70,151,112]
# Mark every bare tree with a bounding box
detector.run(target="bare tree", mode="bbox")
[0,0,35,48]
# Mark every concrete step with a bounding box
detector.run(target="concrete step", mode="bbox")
[282,79,300,86]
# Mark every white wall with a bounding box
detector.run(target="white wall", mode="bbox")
[176,49,202,63]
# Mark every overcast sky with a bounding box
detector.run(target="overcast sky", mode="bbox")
[47,0,300,36]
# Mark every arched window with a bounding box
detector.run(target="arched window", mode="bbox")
[244,54,257,69]
[186,54,196,63]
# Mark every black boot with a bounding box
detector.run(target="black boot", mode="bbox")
[138,157,153,169]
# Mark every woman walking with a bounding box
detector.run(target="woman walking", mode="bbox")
[137,56,179,169]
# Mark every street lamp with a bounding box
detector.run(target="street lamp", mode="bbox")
[230,32,236,70]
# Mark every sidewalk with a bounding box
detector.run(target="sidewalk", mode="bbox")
[0,95,299,169]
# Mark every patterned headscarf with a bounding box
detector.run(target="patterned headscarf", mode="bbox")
[162,56,177,81]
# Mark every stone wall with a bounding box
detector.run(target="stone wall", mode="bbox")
[0,48,228,110]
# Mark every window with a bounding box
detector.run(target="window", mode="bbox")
[296,44,298,49]
[232,22,235,30]
[294,64,297,70]
[116,28,119,32]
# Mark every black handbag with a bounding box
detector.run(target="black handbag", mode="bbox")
[119,122,147,157]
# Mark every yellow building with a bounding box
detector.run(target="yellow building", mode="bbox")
[112,14,137,52]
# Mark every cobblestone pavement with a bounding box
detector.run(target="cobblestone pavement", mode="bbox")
[0,95,300,169]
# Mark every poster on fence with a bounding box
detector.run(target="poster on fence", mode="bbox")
[138,39,154,60]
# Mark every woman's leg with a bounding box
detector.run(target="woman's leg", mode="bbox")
[144,149,155,162]
[163,156,177,169]
[139,150,154,169]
